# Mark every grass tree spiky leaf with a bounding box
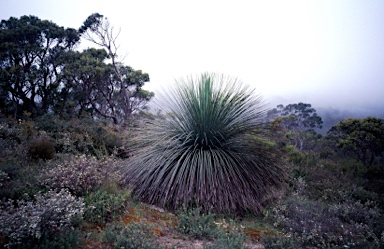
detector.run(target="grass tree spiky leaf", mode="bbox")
[123,73,286,214]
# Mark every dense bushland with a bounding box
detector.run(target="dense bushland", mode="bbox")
[0,101,383,248]
[1,13,383,249]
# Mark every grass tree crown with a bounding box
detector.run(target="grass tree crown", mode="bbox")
[123,73,286,214]
[165,73,265,149]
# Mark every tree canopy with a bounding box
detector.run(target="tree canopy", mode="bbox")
[267,102,323,150]
[0,15,79,117]
[0,14,153,124]
[328,117,384,166]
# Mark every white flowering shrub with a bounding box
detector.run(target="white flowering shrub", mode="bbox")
[39,155,118,196]
[0,189,84,248]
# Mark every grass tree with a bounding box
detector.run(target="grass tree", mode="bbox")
[123,73,286,214]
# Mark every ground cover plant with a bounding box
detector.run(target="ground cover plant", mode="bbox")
[260,149,384,249]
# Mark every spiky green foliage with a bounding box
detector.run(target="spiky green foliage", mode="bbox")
[123,73,286,214]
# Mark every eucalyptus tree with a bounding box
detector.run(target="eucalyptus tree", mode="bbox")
[0,15,79,117]
[79,13,153,124]
[55,48,109,119]
[328,117,384,166]
[123,73,286,214]
[267,103,323,150]
[58,48,152,124]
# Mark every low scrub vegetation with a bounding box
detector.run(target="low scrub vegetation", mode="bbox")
[0,86,383,248]
[39,155,117,196]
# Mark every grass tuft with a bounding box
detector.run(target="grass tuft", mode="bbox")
[123,73,286,214]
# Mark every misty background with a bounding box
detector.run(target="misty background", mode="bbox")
[1,0,383,134]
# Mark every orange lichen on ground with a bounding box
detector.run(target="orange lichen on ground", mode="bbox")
[121,206,141,224]
[151,226,165,236]
[142,205,178,228]
[121,213,141,224]
[119,204,179,239]
[243,227,279,240]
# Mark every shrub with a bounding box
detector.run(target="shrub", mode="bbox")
[176,207,219,240]
[0,170,9,187]
[0,189,84,248]
[204,228,249,249]
[13,229,82,249]
[83,188,130,225]
[35,115,124,157]
[27,136,55,160]
[123,73,286,214]
[0,119,21,153]
[270,195,383,248]
[92,126,123,155]
[39,155,117,196]
[0,158,46,201]
[260,234,298,249]
[102,222,162,249]
[35,229,82,249]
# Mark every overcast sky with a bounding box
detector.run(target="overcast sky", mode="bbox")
[1,0,384,116]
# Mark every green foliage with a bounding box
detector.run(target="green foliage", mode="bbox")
[102,222,162,249]
[76,14,153,124]
[281,103,323,130]
[176,209,249,248]
[92,126,124,155]
[282,145,306,165]
[18,118,37,141]
[203,229,249,249]
[328,117,384,166]
[0,158,45,200]
[35,115,124,157]
[261,235,298,249]
[27,137,55,160]
[260,148,384,248]
[34,229,82,249]
[124,73,286,214]
[0,14,152,124]
[267,103,323,151]
[0,15,80,117]
[284,151,373,203]
[176,207,219,240]
[83,188,130,225]
[0,118,21,147]
[78,13,103,34]
[13,229,82,249]
[267,180,384,248]
[267,102,323,132]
